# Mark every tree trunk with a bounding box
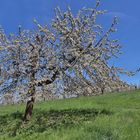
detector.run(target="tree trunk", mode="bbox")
[23,72,36,121]
[23,70,59,122]
[23,97,35,121]
[23,42,38,121]
[101,87,105,94]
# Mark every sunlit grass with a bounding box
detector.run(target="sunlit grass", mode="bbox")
[0,90,140,140]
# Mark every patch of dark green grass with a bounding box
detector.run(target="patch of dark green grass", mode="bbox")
[0,108,112,137]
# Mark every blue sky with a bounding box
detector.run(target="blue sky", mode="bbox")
[0,0,140,85]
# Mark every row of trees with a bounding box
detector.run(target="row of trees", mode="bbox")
[0,1,139,118]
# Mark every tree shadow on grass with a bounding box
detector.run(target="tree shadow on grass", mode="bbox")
[0,111,22,124]
[0,108,113,136]
[33,108,112,133]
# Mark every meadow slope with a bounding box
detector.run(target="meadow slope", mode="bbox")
[0,90,140,140]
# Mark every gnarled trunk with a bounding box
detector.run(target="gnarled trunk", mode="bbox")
[23,70,59,121]
[23,97,35,121]
[23,72,36,121]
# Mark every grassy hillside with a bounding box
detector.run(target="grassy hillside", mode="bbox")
[0,90,140,140]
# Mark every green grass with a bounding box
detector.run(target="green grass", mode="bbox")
[0,90,140,140]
